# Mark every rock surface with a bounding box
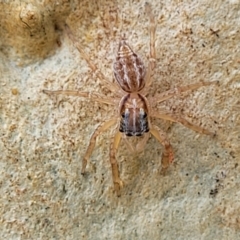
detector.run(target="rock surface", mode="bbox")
[0,0,239,239]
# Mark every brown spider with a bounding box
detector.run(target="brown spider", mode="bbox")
[43,3,216,196]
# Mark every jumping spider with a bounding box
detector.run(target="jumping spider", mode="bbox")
[43,3,216,196]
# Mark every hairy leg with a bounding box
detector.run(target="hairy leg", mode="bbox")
[150,125,174,169]
[142,3,157,93]
[81,118,118,174]
[150,81,218,105]
[65,24,120,94]
[110,131,123,196]
[152,112,215,137]
[43,89,117,105]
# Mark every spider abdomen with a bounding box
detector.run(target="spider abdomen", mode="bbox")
[113,38,146,93]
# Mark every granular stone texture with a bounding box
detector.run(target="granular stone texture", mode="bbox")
[0,0,239,239]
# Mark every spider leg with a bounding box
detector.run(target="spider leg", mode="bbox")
[150,81,218,105]
[43,89,117,105]
[150,125,174,169]
[142,3,157,93]
[152,112,215,136]
[65,24,120,94]
[110,131,123,196]
[81,118,118,174]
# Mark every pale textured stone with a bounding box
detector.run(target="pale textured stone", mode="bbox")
[0,0,239,239]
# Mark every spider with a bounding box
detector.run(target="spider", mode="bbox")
[43,3,216,196]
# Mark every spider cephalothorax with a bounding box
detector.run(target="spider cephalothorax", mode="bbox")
[119,93,149,136]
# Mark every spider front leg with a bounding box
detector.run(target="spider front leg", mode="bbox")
[150,125,174,169]
[81,118,118,174]
[110,131,123,196]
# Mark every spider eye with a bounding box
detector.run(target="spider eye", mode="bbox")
[140,108,147,118]
[121,109,130,118]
